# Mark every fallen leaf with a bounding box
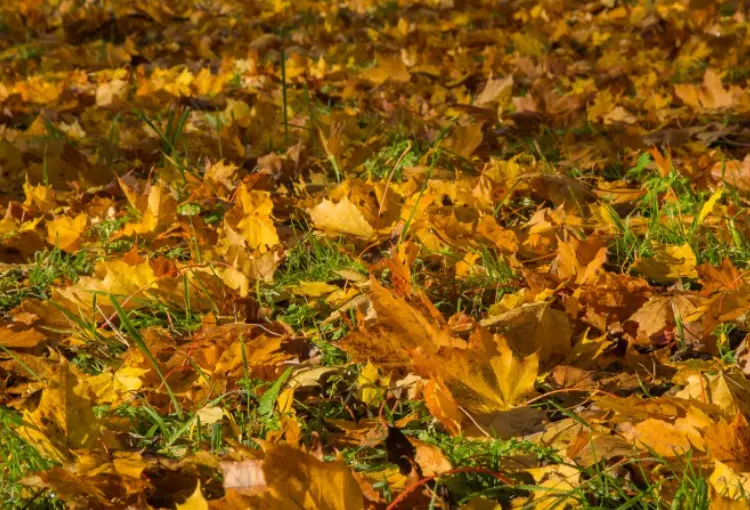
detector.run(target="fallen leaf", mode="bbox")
[481,302,571,369]
[196,405,224,425]
[362,53,410,84]
[226,183,280,252]
[176,481,209,510]
[476,76,514,107]
[0,323,46,349]
[119,179,178,236]
[525,464,580,510]
[308,197,376,238]
[444,123,484,158]
[17,358,120,462]
[675,372,750,417]
[221,444,364,510]
[46,214,87,252]
[416,334,538,415]
[706,413,750,472]
[96,79,128,107]
[221,459,266,491]
[290,281,339,297]
[710,461,750,501]
[633,244,698,282]
[412,439,453,477]
[423,377,463,436]
[711,156,750,195]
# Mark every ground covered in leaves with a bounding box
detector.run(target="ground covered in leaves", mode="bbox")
[3,0,750,508]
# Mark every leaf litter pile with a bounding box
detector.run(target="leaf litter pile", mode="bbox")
[4,0,750,508]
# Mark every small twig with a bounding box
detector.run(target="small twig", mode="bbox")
[244,322,289,337]
[458,404,490,437]
[21,489,48,510]
[522,387,620,406]
[97,303,129,347]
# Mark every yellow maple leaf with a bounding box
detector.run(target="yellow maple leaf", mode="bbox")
[675,371,750,417]
[96,78,128,107]
[587,89,616,122]
[204,159,238,192]
[633,243,698,282]
[710,461,750,501]
[423,377,463,435]
[17,358,120,462]
[308,197,375,239]
[23,179,56,212]
[56,258,158,313]
[698,188,723,222]
[192,68,226,97]
[417,334,538,415]
[221,266,250,297]
[525,464,581,510]
[357,362,389,407]
[83,366,148,406]
[227,184,280,252]
[290,281,339,297]
[481,301,571,369]
[164,68,194,97]
[46,213,87,252]
[220,443,365,510]
[119,179,177,236]
[361,53,410,85]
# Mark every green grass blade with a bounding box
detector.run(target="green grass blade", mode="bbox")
[258,366,293,418]
[108,294,183,419]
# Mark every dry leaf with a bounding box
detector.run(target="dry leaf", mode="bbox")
[633,244,698,282]
[706,413,750,472]
[362,53,411,84]
[309,197,376,239]
[176,482,209,510]
[46,214,88,252]
[221,443,365,510]
[416,334,538,415]
[17,358,120,462]
[481,302,571,369]
[710,461,750,501]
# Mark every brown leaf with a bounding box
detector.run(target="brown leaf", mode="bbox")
[412,439,453,477]
[443,123,484,159]
[476,76,514,107]
[624,293,703,347]
[347,278,460,360]
[711,156,750,195]
[699,259,744,295]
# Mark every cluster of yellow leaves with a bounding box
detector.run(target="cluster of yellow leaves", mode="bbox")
[3,0,750,508]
